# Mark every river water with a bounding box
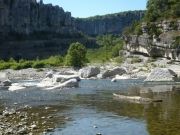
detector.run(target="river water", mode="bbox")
[0,79,180,135]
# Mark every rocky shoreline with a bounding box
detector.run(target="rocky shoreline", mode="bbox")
[1,56,180,91]
[0,57,180,134]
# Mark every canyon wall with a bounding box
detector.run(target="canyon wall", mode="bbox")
[0,0,144,59]
[125,20,180,61]
[75,11,144,36]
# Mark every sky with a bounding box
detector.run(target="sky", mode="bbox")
[43,0,147,18]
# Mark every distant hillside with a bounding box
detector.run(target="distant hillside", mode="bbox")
[75,11,145,36]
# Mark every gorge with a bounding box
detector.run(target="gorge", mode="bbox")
[0,0,144,59]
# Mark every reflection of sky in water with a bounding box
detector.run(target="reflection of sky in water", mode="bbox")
[49,107,148,135]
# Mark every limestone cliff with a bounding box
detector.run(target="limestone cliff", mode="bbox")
[0,0,94,59]
[75,11,144,36]
[0,0,76,37]
[125,20,180,60]
[0,0,144,59]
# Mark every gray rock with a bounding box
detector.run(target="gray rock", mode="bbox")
[53,75,80,83]
[144,68,177,82]
[101,67,127,78]
[45,71,54,78]
[111,78,117,82]
[46,79,79,90]
[79,67,100,78]
[1,80,12,87]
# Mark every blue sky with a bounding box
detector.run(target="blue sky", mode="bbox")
[43,0,147,18]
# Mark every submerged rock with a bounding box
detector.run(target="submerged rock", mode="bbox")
[79,67,100,78]
[145,68,177,82]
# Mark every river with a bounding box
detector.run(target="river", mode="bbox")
[0,79,180,135]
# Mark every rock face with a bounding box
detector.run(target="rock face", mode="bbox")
[79,67,100,78]
[75,11,144,36]
[0,0,74,36]
[0,0,95,59]
[125,20,180,61]
[0,0,144,59]
[145,68,177,82]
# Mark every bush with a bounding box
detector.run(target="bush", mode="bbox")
[65,42,87,67]
[172,36,180,49]
[0,63,11,70]
[32,61,45,69]
[45,56,64,66]
[112,43,124,57]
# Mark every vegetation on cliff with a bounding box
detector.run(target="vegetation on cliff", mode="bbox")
[145,0,180,22]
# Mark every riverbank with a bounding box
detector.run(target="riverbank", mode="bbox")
[0,55,180,81]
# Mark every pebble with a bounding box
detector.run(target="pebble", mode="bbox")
[30,124,37,130]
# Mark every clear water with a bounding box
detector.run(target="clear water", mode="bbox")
[0,79,180,135]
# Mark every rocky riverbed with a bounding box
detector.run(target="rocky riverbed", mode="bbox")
[0,105,67,135]
[0,57,180,134]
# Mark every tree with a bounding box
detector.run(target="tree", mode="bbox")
[96,34,120,59]
[65,42,87,67]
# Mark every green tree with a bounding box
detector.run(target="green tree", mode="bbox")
[65,42,87,67]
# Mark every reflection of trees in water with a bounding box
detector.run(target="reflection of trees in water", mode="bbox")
[75,86,180,135]
[145,90,180,135]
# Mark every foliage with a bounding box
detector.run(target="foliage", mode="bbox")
[146,23,162,37]
[172,36,180,48]
[86,48,112,63]
[111,43,124,57]
[96,35,124,59]
[87,36,124,63]
[0,55,64,70]
[65,42,87,67]
[123,20,142,36]
[145,0,180,22]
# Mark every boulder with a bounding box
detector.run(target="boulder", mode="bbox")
[144,68,177,82]
[38,74,80,88]
[1,80,12,87]
[37,78,54,88]
[45,71,54,78]
[111,78,117,82]
[8,83,26,91]
[46,79,79,90]
[79,67,100,78]
[101,67,127,78]
[53,75,80,83]
[0,72,7,81]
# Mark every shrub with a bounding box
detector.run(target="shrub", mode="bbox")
[32,61,45,69]
[65,42,87,67]
[0,63,11,70]
[45,56,64,66]
[112,43,124,57]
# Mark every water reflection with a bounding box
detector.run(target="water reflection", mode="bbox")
[0,80,180,135]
